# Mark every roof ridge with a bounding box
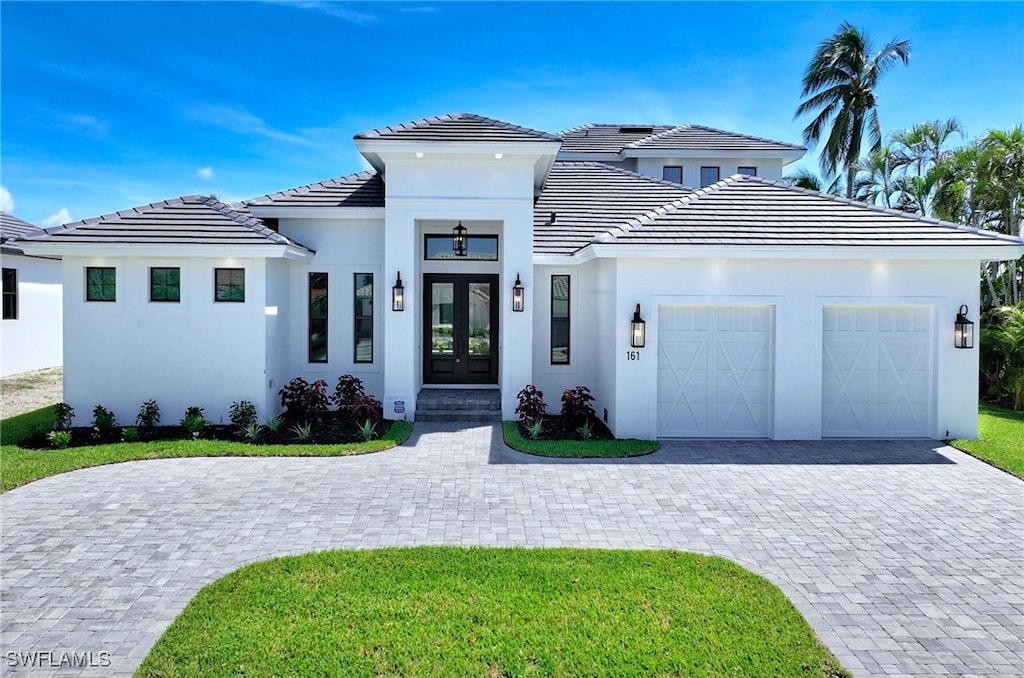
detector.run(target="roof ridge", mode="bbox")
[684,124,806,151]
[355,112,560,142]
[740,175,1024,242]
[627,124,690,149]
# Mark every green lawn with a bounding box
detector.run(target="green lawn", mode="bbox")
[951,403,1024,478]
[136,547,849,678]
[502,421,659,458]
[0,406,412,493]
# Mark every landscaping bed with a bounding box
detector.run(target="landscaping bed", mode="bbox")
[135,547,850,678]
[18,411,390,449]
[514,413,614,441]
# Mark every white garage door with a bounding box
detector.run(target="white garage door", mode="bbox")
[658,306,773,437]
[822,306,932,437]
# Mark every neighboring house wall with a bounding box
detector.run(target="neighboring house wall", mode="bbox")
[0,252,63,376]
[62,256,270,427]
[606,257,980,441]
[634,157,785,184]
[279,218,386,399]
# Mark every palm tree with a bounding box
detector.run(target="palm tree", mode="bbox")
[979,125,1024,239]
[795,23,911,198]
[890,118,965,178]
[853,147,898,207]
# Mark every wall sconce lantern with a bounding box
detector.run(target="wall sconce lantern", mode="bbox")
[392,271,405,312]
[631,304,646,348]
[452,221,468,257]
[512,274,525,312]
[954,304,974,349]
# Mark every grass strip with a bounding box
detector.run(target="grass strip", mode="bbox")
[950,403,1024,479]
[502,420,658,458]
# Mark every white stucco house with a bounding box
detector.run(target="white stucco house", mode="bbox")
[17,113,1024,439]
[1,212,62,377]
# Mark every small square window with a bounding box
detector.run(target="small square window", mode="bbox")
[150,267,180,302]
[700,166,720,188]
[86,267,116,302]
[215,268,245,302]
[738,166,757,177]
[662,166,683,184]
[2,268,17,320]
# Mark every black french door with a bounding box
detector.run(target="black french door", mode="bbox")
[423,274,498,384]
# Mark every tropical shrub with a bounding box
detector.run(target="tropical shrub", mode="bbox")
[358,419,378,441]
[560,386,597,426]
[515,385,547,425]
[47,430,72,449]
[229,400,258,429]
[279,378,329,421]
[136,400,161,428]
[332,374,367,412]
[981,303,1024,410]
[53,403,75,430]
[291,421,313,442]
[262,415,283,432]
[121,426,139,442]
[351,394,383,426]
[181,406,206,438]
[91,405,116,435]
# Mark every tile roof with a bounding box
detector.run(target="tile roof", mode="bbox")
[533,162,693,255]
[22,195,313,252]
[596,175,1024,249]
[558,124,804,154]
[558,124,676,153]
[247,170,384,208]
[0,211,40,243]
[354,113,561,143]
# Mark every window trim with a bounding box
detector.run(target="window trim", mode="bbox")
[353,272,373,364]
[149,266,181,303]
[2,268,17,320]
[423,234,499,261]
[700,166,720,187]
[662,165,683,184]
[550,274,570,365]
[214,268,246,303]
[85,266,116,302]
[308,272,329,364]
[737,166,758,177]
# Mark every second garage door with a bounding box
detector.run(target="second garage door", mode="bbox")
[822,306,932,437]
[657,306,773,437]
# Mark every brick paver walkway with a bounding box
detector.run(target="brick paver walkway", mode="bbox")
[1,424,1022,676]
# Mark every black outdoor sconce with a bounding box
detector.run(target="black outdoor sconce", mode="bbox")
[631,304,646,348]
[452,221,467,257]
[392,271,404,312]
[512,273,525,312]
[954,305,974,349]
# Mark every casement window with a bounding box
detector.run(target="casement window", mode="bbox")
[214,268,245,302]
[551,275,570,365]
[700,166,720,187]
[738,166,757,177]
[149,267,180,302]
[354,273,373,363]
[662,166,683,184]
[308,272,328,363]
[86,267,116,302]
[2,268,16,319]
[424,234,498,261]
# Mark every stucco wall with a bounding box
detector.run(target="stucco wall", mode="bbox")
[634,157,785,184]
[1,253,62,377]
[62,256,268,427]
[591,257,980,441]
[263,258,292,417]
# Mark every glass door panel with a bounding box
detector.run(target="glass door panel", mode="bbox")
[467,283,491,357]
[431,283,455,356]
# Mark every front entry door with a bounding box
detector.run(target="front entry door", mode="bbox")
[423,274,499,384]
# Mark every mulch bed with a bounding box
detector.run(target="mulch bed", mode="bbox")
[516,415,614,441]
[19,411,389,449]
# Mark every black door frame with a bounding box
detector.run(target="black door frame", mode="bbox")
[422,274,499,384]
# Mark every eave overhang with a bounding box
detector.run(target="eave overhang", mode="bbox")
[16,242,316,262]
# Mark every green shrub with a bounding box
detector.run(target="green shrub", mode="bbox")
[136,400,161,427]
[262,415,283,432]
[981,303,1024,411]
[229,400,258,429]
[47,430,72,449]
[291,421,312,442]
[121,426,139,442]
[181,407,206,439]
[91,405,116,435]
[53,403,75,430]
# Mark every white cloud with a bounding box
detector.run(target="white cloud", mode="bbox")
[0,186,12,213]
[197,166,214,180]
[41,208,73,228]
[65,114,110,137]
[185,104,314,147]
[264,1,376,24]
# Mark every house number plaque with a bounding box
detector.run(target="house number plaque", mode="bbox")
[625,351,641,361]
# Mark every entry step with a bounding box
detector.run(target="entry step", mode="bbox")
[416,389,501,422]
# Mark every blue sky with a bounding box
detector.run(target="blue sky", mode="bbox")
[2,1,1021,226]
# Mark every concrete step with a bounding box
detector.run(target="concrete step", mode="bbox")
[416,389,502,421]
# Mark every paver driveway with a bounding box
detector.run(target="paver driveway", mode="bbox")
[1,423,1022,677]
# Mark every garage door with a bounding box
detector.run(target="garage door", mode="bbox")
[822,306,932,437]
[657,306,773,437]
